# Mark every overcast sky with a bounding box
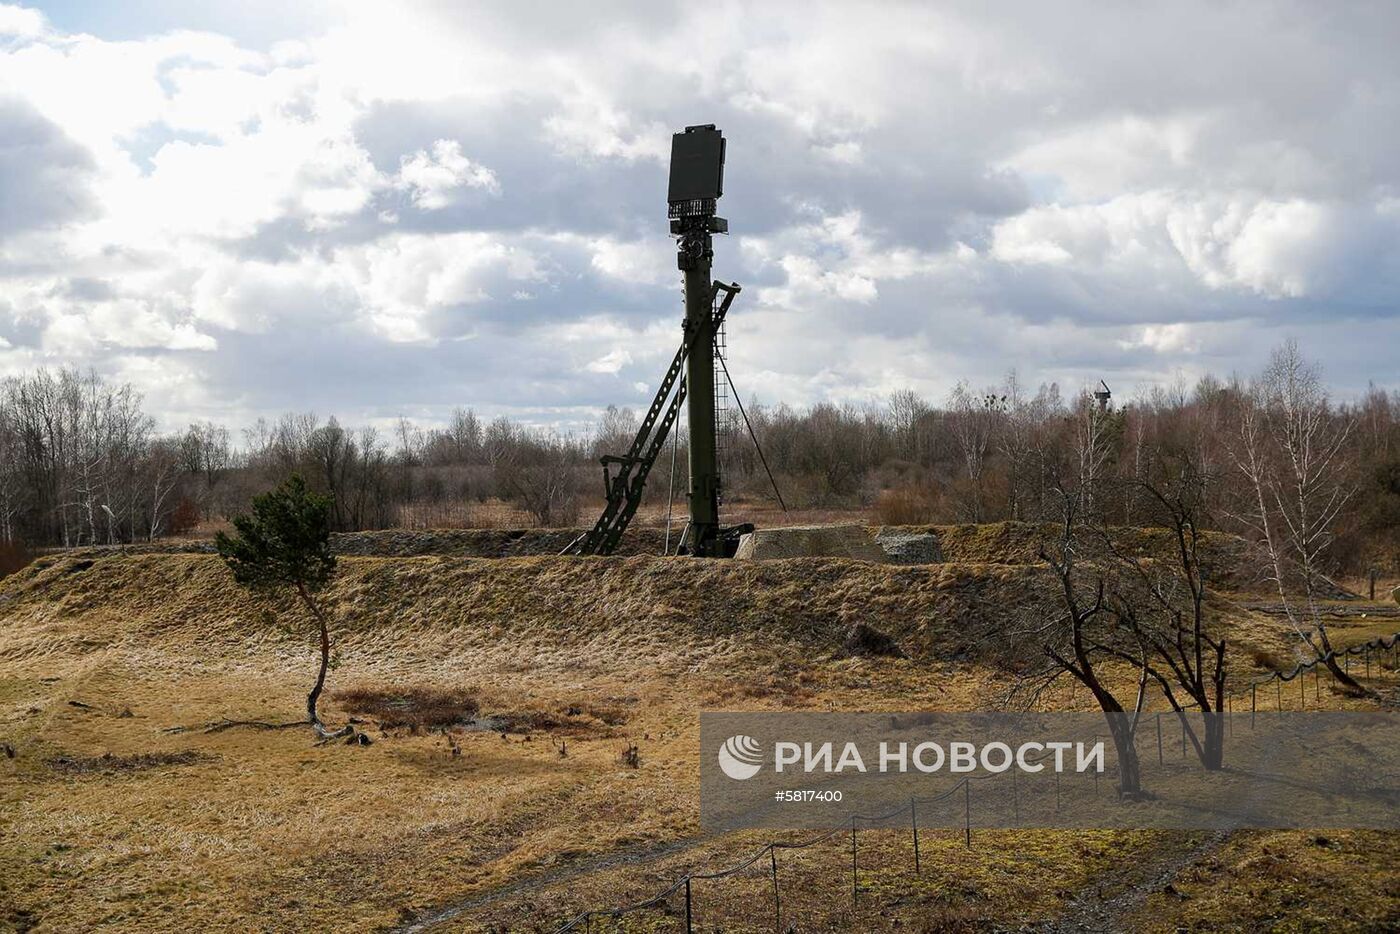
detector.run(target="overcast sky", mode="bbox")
[2,1,1397,433]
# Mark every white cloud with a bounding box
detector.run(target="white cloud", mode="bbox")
[587,237,673,287]
[585,347,633,374]
[989,193,1386,301]
[335,232,547,342]
[1199,199,1329,299]
[542,93,669,163]
[396,139,499,210]
[0,275,217,355]
[0,4,43,38]
[743,210,948,309]
[44,302,216,353]
[1000,114,1211,202]
[1119,323,1198,354]
[189,254,350,332]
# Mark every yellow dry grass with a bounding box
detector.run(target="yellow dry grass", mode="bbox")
[1,544,1395,932]
[0,552,1066,673]
[1126,829,1400,932]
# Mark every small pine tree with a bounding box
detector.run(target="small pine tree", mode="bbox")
[216,475,348,737]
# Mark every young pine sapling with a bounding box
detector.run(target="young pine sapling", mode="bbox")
[216,475,354,740]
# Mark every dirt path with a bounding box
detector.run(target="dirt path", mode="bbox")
[398,828,1233,934]
[388,834,704,933]
[1039,831,1231,934]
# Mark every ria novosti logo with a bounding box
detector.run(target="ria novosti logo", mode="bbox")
[715,734,1109,781]
[717,735,763,780]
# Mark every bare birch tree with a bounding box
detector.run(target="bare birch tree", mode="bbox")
[948,382,1003,522]
[1228,341,1364,693]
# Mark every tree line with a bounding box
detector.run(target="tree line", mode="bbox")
[1,341,1396,581]
[729,341,1400,582]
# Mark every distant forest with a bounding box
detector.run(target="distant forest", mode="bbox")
[1,340,1397,579]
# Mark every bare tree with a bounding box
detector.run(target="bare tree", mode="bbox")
[948,382,1003,522]
[343,427,390,529]
[1228,341,1365,694]
[493,431,585,527]
[182,422,232,488]
[1023,479,1150,797]
[998,371,1066,521]
[144,438,184,540]
[394,416,423,467]
[887,389,930,463]
[1012,465,1229,796]
[1071,388,1115,520]
[1099,466,1228,770]
[0,369,158,545]
[592,405,639,460]
[0,398,29,542]
[424,407,483,465]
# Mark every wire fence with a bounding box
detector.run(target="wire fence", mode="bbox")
[549,632,1400,932]
[1229,630,1400,717]
[552,743,1096,933]
[553,779,977,933]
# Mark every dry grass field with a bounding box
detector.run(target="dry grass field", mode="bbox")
[2,532,1397,932]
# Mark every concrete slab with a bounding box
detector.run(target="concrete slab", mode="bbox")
[734,524,888,562]
[873,528,943,564]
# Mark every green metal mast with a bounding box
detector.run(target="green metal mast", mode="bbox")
[669,125,728,556]
[563,125,740,558]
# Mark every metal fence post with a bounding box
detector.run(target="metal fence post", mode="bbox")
[770,847,780,933]
[850,819,858,904]
[1251,683,1257,727]
[964,781,972,847]
[685,877,693,934]
[1275,678,1281,712]
[910,798,921,876]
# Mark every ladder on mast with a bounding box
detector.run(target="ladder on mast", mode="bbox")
[712,292,730,507]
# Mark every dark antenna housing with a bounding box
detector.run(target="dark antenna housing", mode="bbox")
[667,124,725,205]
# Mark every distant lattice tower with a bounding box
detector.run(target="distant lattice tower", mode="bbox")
[1093,380,1112,412]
